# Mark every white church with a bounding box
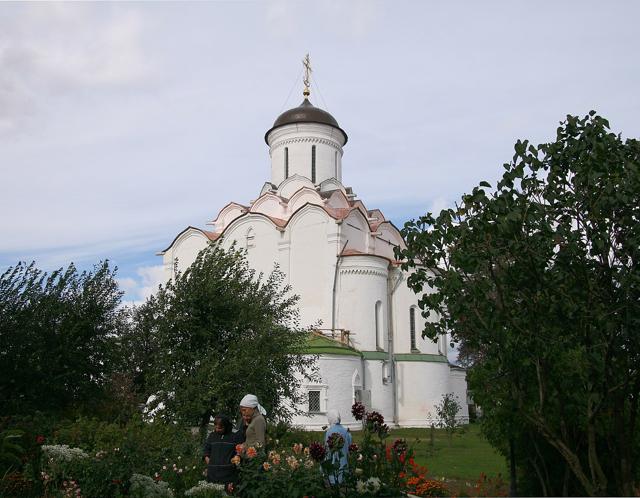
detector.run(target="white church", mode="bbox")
[159,65,467,429]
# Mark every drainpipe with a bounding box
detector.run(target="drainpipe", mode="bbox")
[331,238,349,333]
[387,266,404,426]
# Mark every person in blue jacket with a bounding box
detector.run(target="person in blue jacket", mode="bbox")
[324,409,352,484]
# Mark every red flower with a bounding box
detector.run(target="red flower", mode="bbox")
[308,442,327,461]
[36,435,45,444]
[351,402,366,421]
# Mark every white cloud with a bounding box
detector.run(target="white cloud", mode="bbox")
[118,264,166,305]
[1,1,639,289]
[136,265,166,301]
[0,3,151,137]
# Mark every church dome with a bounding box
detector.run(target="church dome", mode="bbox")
[264,98,348,144]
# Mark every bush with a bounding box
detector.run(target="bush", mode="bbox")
[230,403,450,497]
[130,473,175,498]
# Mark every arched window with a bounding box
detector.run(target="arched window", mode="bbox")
[311,145,316,183]
[375,300,383,351]
[410,307,417,351]
[245,227,255,250]
[284,147,289,179]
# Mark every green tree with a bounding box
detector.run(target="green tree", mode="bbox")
[398,112,640,496]
[0,261,125,417]
[430,393,463,447]
[139,244,316,428]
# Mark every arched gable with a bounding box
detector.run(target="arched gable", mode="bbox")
[376,221,406,249]
[250,192,285,218]
[285,202,333,232]
[221,214,282,280]
[259,182,277,196]
[219,212,285,241]
[288,187,323,214]
[319,177,346,194]
[211,202,247,231]
[351,199,369,214]
[159,226,214,254]
[367,209,386,222]
[325,189,351,209]
[341,208,371,253]
[277,174,316,199]
[343,207,371,232]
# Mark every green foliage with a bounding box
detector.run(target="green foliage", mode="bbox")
[398,112,640,496]
[0,429,25,475]
[430,394,463,446]
[137,243,316,427]
[0,261,126,417]
[236,444,326,498]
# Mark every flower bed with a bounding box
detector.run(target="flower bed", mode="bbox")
[2,407,454,497]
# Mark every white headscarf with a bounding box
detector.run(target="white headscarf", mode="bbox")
[327,409,341,426]
[240,394,267,416]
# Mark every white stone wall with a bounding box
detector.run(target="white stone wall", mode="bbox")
[363,359,394,422]
[267,123,345,186]
[162,229,209,281]
[392,275,442,356]
[449,367,470,422]
[221,216,282,281]
[337,255,389,352]
[291,355,363,430]
[287,206,335,328]
[395,361,453,427]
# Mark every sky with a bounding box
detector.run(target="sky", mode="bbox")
[1,1,639,306]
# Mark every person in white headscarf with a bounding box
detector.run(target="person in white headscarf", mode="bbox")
[324,409,352,484]
[239,394,267,448]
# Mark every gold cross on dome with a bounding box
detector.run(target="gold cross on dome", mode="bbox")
[302,53,312,98]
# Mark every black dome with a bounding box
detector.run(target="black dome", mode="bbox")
[264,98,348,144]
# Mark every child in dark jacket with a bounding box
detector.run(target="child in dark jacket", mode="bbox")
[203,414,243,487]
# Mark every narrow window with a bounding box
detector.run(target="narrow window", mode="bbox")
[410,307,417,351]
[284,147,289,179]
[334,151,338,178]
[308,390,321,413]
[375,301,383,350]
[311,145,316,183]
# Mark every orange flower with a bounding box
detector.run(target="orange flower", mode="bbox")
[231,455,241,466]
[262,462,271,471]
[246,447,257,458]
[235,444,245,455]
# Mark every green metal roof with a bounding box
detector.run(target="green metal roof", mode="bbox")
[362,351,448,363]
[394,353,448,363]
[300,336,449,363]
[302,334,361,357]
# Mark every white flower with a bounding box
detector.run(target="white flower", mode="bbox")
[356,477,381,494]
[184,481,225,496]
[42,445,89,463]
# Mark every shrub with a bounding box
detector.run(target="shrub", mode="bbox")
[184,481,227,497]
[130,473,175,498]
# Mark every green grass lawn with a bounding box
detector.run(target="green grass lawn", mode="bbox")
[385,424,507,481]
[339,423,507,482]
[301,423,507,492]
